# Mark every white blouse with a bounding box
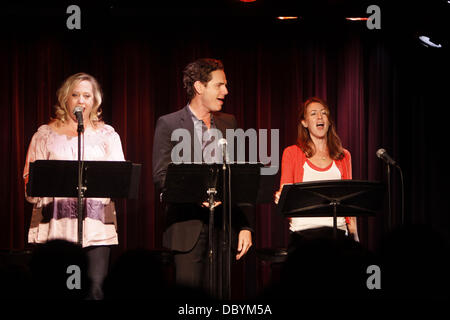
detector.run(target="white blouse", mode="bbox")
[23,124,125,247]
[289,159,347,233]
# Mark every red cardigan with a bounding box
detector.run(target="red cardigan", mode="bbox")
[279,144,353,223]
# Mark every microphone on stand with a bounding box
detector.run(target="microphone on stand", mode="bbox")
[218,136,232,299]
[73,106,84,133]
[376,148,404,227]
[218,138,228,169]
[73,105,85,245]
[376,148,398,167]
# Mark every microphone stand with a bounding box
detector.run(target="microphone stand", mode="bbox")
[386,163,392,232]
[207,167,219,298]
[76,120,85,246]
[226,161,232,300]
[220,142,231,300]
[207,187,217,297]
[377,149,404,231]
[220,158,227,300]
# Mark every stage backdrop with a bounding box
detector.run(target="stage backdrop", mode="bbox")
[1,3,449,298]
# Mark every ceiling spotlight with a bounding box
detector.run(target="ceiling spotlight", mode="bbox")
[418,36,442,48]
[345,17,369,21]
[277,16,299,20]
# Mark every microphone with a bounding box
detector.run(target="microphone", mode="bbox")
[218,138,228,166]
[376,148,398,167]
[73,106,84,132]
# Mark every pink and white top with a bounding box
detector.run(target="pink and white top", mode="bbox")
[23,124,125,247]
[289,159,347,233]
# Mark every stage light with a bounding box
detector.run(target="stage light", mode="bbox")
[418,35,442,48]
[277,16,299,20]
[345,17,369,21]
[240,0,257,2]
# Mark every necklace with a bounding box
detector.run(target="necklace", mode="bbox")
[318,152,327,161]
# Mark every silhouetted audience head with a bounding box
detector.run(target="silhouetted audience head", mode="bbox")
[378,224,450,299]
[29,239,89,299]
[103,249,169,299]
[4,224,448,301]
[264,227,375,300]
[103,248,214,300]
[262,224,450,301]
[0,251,32,299]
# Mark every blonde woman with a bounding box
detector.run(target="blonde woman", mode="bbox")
[23,73,125,299]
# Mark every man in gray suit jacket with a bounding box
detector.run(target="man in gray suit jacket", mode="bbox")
[152,58,253,291]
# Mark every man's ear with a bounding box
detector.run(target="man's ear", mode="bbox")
[193,81,205,96]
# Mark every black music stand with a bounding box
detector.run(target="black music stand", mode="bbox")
[163,162,262,299]
[26,160,142,245]
[163,163,262,205]
[277,180,385,239]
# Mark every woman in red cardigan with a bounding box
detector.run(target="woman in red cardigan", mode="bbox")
[275,97,358,239]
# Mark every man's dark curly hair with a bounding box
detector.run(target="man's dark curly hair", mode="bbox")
[183,58,224,101]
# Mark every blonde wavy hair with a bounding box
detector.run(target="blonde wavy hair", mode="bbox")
[52,73,103,126]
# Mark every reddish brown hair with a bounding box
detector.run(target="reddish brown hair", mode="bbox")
[297,97,345,160]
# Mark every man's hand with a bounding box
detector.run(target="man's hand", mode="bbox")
[202,201,222,208]
[236,230,252,260]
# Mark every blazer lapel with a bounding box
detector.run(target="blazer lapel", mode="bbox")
[213,113,227,138]
[180,105,202,163]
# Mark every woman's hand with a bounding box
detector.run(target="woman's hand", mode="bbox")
[274,191,281,204]
[347,217,357,234]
